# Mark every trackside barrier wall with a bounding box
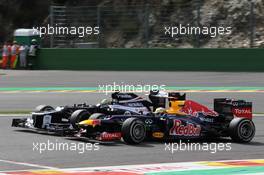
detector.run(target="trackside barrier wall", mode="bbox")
[36,49,264,71]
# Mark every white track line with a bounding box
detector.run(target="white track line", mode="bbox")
[0,169,38,173]
[0,159,58,170]
[0,114,29,117]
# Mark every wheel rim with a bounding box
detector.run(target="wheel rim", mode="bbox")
[132,123,145,140]
[239,122,254,139]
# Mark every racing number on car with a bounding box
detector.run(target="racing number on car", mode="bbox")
[42,115,52,128]
[169,119,201,136]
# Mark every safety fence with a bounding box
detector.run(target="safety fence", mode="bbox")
[46,1,263,48]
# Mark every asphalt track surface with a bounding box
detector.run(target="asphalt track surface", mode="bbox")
[1,70,264,87]
[0,70,264,112]
[0,70,264,172]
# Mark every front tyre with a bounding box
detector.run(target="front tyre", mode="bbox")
[121,118,146,144]
[229,118,255,143]
[89,113,105,119]
[70,110,90,129]
[35,105,54,112]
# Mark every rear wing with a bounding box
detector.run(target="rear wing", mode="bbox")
[214,98,252,120]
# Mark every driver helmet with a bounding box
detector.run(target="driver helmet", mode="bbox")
[154,107,166,114]
[100,98,111,105]
[31,39,37,44]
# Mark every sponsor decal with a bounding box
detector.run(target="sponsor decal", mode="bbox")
[169,119,201,136]
[152,132,164,138]
[232,107,252,119]
[99,132,122,141]
[109,105,149,115]
[42,115,52,128]
[79,119,101,127]
[117,94,134,98]
[127,102,144,107]
[181,100,218,117]
[232,101,252,107]
[145,119,153,124]
[89,119,101,127]
[200,117,214,123]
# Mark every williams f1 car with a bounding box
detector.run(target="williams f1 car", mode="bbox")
[75,92,255,144]
[11,91,158,134]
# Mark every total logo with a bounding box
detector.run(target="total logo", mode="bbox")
[99,132,122,141]
[169,119,201,136]
[232,108,252,119]
[233,108,251,114]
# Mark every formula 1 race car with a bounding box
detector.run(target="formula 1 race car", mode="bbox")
[75,93,255,144]
[12,91,255,144]
[11,91,158,134]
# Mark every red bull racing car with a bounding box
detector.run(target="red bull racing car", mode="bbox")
[75,91,255,144]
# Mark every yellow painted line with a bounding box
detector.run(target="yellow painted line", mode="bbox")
[200,162,238,168]
[50,91,65,93]
[78,90,97,93]
[200,159,264,168]
[57,90,72,93]
[251,159,264,163]
[30,170,63,174]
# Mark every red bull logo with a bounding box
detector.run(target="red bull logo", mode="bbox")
[181,100,218,117]
[169,119,201,136]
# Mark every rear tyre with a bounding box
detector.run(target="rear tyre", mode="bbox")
[121,118,146,144]
[35,105,54,112]
[70,110,90,129]
[229,118,255,143]
[89,113,105,119]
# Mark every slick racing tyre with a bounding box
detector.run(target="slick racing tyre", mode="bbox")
[121,118,146,144]
[35,105,54,112]
[89,113,105,119]
[70,110,90,129]
[229,118,255,143]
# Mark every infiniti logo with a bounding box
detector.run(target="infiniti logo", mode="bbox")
[145,119,153,124]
